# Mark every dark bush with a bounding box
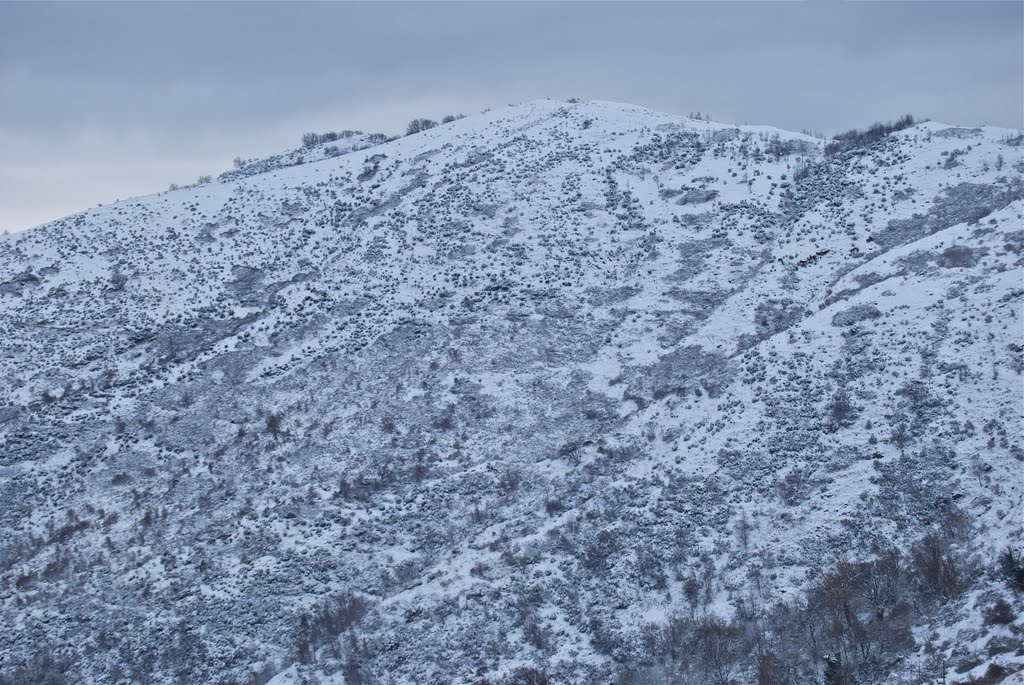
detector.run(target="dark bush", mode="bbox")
[911,532,963,601]
[998,547,1024,592]
[295,591,370,663]
[504,666,550,685]
[937,245,977,268]
[0,648,71,685]
[301,131,346,148]
[406,118,438,136]
[828,389,857,429]
[688,616,746,685]
[983,598,1016,625]
[825,114,918,155]
[265,411,284,439]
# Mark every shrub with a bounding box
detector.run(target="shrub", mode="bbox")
[828,388,857,428]
[998,547,1024,592]
[911,532,963,601]
[688,616,746,685]
[823,655,855,685]
[300,132,317,147]
[0,647,70,685]
[504,667,550,685]
[406,118,438,136]
[982,598,1016,626]
[938,245,976,268]
[265,411,284,439]
[960,664,1010,685]
[544,498,564,516]
[295,591,370,663]
[825,114,918,155]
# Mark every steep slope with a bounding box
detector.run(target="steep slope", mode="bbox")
[0,100,1021,685]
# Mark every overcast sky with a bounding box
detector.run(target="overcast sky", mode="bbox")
[1,1,1021,234]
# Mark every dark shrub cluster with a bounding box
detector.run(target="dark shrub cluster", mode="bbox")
[301,130,358,148]
[999,547,1024,592]
[615,529,983,685]
[825,114,918,155]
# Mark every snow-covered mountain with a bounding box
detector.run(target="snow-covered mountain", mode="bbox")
[1,99,1021,685]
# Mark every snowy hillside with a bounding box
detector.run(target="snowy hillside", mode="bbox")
[218,129,392,183]
[1,99,1022,685]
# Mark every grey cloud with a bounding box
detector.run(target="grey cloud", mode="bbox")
[1,1,1020,233]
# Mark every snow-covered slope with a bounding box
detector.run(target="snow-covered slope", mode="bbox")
[1,99,1022,685]
[218,129,391,183]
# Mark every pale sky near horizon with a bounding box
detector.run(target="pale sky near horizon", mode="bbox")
[1,1,1021,234]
